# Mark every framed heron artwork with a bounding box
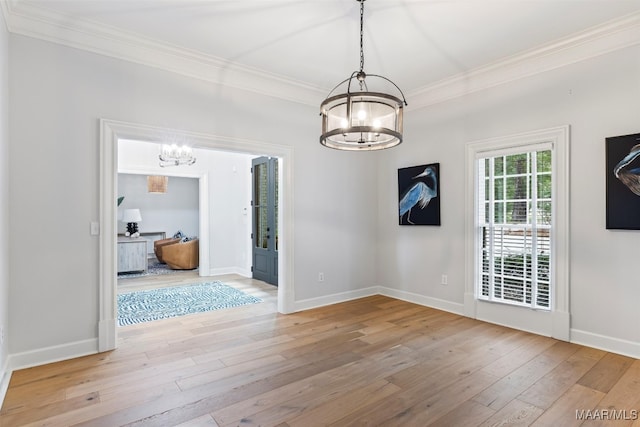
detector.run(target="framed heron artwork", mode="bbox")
[398,163,441,225]
[606,132,640,230]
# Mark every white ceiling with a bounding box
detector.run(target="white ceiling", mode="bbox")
[3,0,640,107]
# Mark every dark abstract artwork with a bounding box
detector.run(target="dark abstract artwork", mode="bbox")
[398,163,440,225]
[606,132,640,230]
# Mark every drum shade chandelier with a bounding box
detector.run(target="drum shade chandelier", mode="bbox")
[320,0,407,151]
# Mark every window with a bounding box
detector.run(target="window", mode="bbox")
[478,148,552,309]
[464,126,569,340]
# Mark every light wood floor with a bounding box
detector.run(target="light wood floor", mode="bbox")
[1,274,639,426]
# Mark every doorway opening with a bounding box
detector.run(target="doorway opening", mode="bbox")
[99,119,294,352]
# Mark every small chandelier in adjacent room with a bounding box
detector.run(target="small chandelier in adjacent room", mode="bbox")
[159,144,196,167]
[320,0,407,151]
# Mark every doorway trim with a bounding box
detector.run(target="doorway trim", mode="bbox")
[99,119,295,352]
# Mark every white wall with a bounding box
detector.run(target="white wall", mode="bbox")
[0,8,10,396]
[377,44,640,357]
[8,34,378,358]
[118,140,254,275]
[117,174,200,240]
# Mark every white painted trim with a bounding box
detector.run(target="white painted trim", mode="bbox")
[294,287,380,312]
[571,329,640,360]
[2,2,640,108]
[8,339,98,372]
[208,267,252,278]
[100,119,296,352]
[408,12,640,110]
[464,125,571,341]
[2,0,323,107]
[293,286,466,316]
[378,287,465,316]
[99,120,118,352]
[234,268,252,278]
[0,359,10,411]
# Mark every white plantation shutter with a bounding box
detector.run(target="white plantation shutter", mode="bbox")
[477,144,552,310]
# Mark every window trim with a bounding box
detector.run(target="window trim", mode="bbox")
[464,126,570,340]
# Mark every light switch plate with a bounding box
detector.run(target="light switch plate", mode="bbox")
[90,222,100,236]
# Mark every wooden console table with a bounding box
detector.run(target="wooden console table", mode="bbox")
[117,237,148,273]
[118,231,166,257]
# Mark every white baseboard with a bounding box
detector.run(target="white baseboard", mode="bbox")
[378,286,465,316]
[8,338,99,372]
[293,286,466,317]
[0,338,99,409]
[207,267,251,278]
[294,287,379,312]
[0,358,10,411]
[570,329,640,359]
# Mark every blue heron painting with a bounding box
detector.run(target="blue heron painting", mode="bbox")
[606,133,640,230]
[398,163,440,225]
[614,143,640,196]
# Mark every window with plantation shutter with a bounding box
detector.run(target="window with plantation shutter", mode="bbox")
[477,148,552,309]
[465,126,569,340]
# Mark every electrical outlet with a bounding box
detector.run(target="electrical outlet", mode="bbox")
[318,272,325,282]
[441,274,448,285]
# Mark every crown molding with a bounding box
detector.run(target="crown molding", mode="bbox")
[2,2,640,109]
[3,0,325,107]
[407,11,640,111]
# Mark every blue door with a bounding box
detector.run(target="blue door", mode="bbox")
[252,157,278,286]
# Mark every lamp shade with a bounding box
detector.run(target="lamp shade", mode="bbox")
[121,209,142,223]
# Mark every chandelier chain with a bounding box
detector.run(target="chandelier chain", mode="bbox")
[359,0,364,73]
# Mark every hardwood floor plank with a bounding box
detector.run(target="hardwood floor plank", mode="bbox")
[518,346,606,410]
[480,333,557,379]
[383,371,500,427]
[219,379,400,427]
[176,354,287,391]
[477,398,544,427]
[1,276,637,426]
[0,391,99,426]
[175,414,220,427]
[79,351,364,426]
[472,341,581,411]
[530,383,605,427]
[581,359,640,427]
[332,347,504,425]
[429,400,497,427]
[214,344,418,426]
[577,352,636,393]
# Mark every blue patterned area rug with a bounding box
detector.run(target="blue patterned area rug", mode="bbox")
[118,281,262,326]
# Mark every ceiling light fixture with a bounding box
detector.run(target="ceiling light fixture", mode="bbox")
[159,144,196,167]
[320,0,407,151]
